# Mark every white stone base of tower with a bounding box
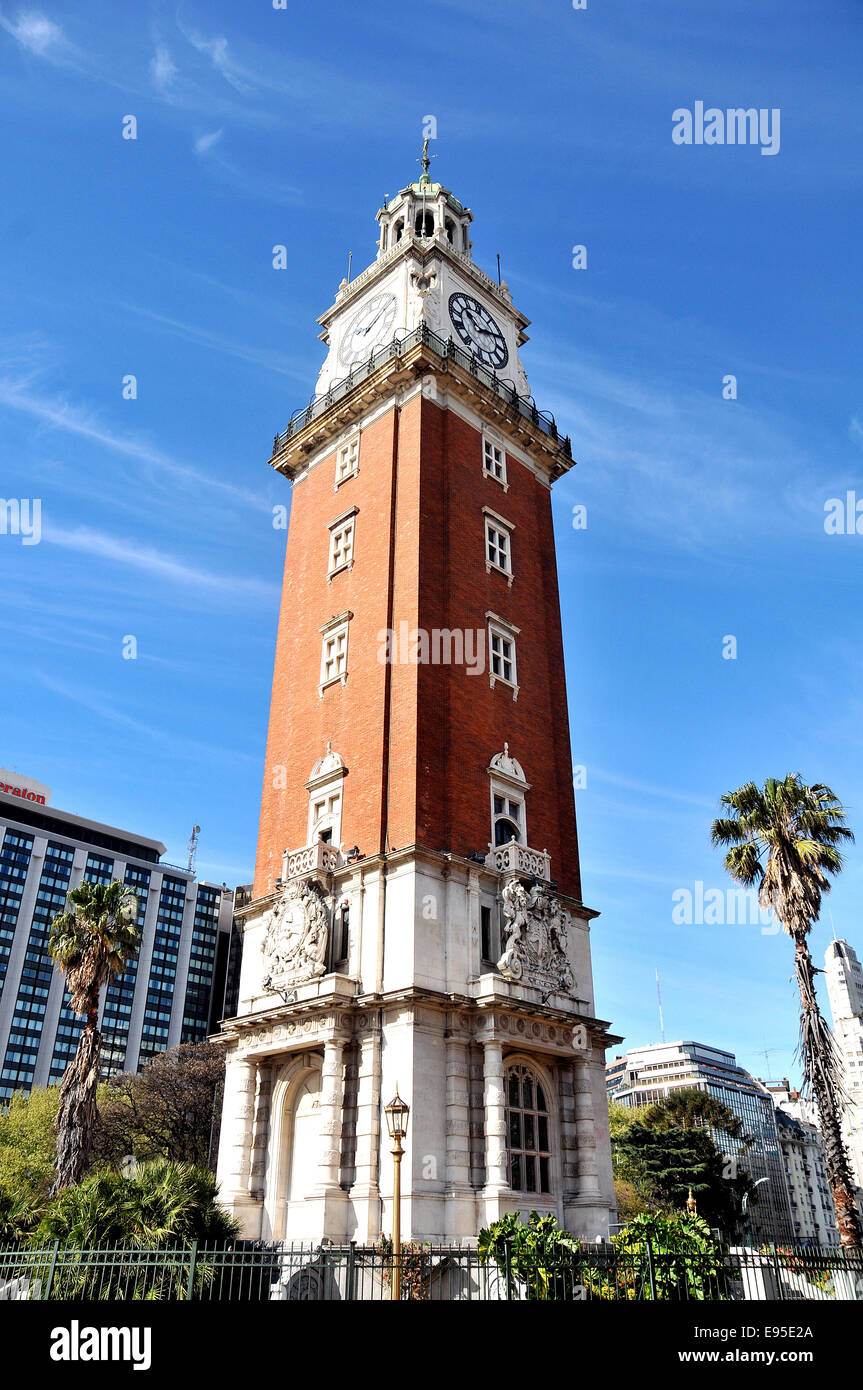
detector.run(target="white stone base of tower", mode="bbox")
[214,848,618,1246]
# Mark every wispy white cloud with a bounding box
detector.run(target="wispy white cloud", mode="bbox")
[150,43,177,91]
[48,525,279,603]
[119,304,309,380]
[35,675,260,765]
[589,768,715,810]
[1,8,67,59]
[194,127,223,155]
[0,373,272,512]
[182,28,249,93]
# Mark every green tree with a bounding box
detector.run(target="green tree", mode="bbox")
[93,1042,226,1170]
[612,1122,747,1234]
[0,1086,59,1201]
[640,1088,746,1143]
[711,774,861,1247]
[48,880,140,1193]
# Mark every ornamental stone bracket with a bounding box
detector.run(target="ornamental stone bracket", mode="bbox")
[497,878,575,997]
[262,878,330,989]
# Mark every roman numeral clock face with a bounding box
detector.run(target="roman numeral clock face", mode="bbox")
[338,292,398,367]
[448,292,509,369]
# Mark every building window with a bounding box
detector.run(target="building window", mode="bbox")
[486,613,519,698]
[335,434,360,486]
[333,903,350,966]
[493,794,524,847]
[481,904,493,962]
[319,612,352,694]
[482,436,507,487]
[506,1064,551,1195]
[484,510,513,582]
[487,745,530,852]
[310,790,341,844]
[304,745,347,854]
[328,507,358,578]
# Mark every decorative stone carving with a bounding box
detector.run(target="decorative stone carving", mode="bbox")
[497,879,575,996]
[263,879,330,987]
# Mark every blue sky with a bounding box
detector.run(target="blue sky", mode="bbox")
[1,0,861,1085]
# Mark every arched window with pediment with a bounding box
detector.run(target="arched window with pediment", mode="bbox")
[506,1062,552,1195]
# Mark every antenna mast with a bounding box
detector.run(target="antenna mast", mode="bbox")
[187,824,201,875]
[655,967,666,1043]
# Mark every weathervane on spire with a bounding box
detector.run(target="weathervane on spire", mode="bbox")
[417,135,437,183]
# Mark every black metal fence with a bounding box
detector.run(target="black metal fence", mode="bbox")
[1,1241,861,1302]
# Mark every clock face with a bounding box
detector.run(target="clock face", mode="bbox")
[448,292,509,369]
[338,292,398,367]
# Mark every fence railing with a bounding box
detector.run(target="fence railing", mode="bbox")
[1,1240,861,1302]
[271,322,572,458]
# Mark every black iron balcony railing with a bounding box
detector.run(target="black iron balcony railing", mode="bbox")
[271,322,572,459]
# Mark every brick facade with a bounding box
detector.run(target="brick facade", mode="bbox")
[253,386,582,904]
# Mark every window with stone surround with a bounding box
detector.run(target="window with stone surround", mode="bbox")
[482,434,507,487]
[328,507,357,579]
[486,612,519,698]
[318,611,352,694]
[506,1063,552,1195]
[484,511,513,581]
[335,433,360,486]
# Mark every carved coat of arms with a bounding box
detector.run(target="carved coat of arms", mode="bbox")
[497,879,575,996]
[263,879,329,987]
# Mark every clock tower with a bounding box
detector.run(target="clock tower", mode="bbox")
[215,150,619,1247]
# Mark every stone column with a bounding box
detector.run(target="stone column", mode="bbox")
[249,1063,273,1200]
[216,1053,260,1236]
[445,1031,475,1237]
[351,1021,383,1242]
[445,1036,471,1188]
[572,1057,601,1199]
[316,1036,346,1192]
[481,1040,509,1221]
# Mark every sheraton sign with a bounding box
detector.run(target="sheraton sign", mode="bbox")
[0,768,52,807]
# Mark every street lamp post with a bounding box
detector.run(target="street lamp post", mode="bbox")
[384,1086,410,1302]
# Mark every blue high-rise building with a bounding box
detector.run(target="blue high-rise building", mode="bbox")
[0,772,235,1101]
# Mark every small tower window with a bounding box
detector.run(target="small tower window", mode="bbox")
[327,507,358,578]
[414,209,434,237]
[445,218,456,244]
[482,435,507,487]
[318,612,352,695]
[487,613,520,699]
[336,433,360,486]
[484,516,513,578]
[305,745,347,851]
[493,795,523,846]
[394,218,405,243]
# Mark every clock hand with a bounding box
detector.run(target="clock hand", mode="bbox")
[359,304,388,336]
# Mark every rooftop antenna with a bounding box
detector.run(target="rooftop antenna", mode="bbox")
[756,1046,781,1083]
[187,824,201,875]
[496,253,502,285]
[655,967,665,1043]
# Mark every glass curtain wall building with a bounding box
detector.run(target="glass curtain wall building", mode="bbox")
[0,781,235,1101]
[606,1039,795,1244]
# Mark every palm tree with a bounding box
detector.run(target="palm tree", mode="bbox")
[48,880,140,1194]
[711,774,862,1247]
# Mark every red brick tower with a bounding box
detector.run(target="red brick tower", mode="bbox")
[216,154,618,1247]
